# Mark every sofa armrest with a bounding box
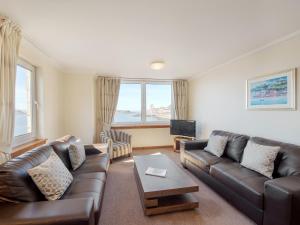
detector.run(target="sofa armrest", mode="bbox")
[264,175,300,225]
[0,198,94,225]
[180,139,208,151]
[179,139,208,165]
[84,145,102,155]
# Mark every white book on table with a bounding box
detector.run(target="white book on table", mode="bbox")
[145,167,167,178]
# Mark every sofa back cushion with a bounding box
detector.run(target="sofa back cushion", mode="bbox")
[251,137,300,178]
[211,130,249,162]
[28,151,73,201]
[50,135,79,169]
[0,145,52,203]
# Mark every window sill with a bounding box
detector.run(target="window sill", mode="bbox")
[12,138,48,158]
[111,124,170,129]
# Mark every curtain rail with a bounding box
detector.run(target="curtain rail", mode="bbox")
[95,75,186,82]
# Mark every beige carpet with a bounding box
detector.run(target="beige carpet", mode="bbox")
[99,149,255,225]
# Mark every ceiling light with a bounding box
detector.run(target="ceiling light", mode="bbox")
[150,61,165,70]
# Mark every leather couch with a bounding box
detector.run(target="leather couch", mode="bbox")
[180,130,300,225]
[0,135,110,225]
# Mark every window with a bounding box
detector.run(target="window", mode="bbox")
[113,80,173,124]
[14,59,36,146]
[113,83,142,123]
[146,83,172,122]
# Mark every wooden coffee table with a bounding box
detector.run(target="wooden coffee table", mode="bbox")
[133,154,199,216]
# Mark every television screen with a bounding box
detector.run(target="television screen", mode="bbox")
[170,120,196,137]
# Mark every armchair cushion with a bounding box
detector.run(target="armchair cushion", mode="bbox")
[112,142,131,158]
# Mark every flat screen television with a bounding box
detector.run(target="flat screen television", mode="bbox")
[170,120,196,137]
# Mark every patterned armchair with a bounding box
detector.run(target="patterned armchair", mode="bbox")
[100,129,132,162]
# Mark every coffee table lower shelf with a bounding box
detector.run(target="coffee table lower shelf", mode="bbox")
[142,194,199,216]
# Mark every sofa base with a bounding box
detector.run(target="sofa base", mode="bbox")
[184,160,263,225]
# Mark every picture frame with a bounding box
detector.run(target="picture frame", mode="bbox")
[246,69,296,110]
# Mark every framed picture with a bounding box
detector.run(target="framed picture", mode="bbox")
[246,69,296,110]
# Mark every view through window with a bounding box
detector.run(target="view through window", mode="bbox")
[113,83,142,123]
[14,62,36,144]
[146,83,172,122]
[113,81,172,124]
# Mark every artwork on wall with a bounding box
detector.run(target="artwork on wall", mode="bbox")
[246,69,296,110]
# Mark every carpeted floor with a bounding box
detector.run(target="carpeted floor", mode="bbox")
[99,149,256,225]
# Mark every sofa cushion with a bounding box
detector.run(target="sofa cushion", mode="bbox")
[212,130,249,162]
[210,160,269,209]
[204,135,228,157]
[69,141,86,170]
[71,153,110,176]
[27,151,73,201]
[241,141,280,178]
[184,150,223,173]
[63,172,106,222]
[50,136,78,170]
[251,137,300,178]
[0,145,53,203]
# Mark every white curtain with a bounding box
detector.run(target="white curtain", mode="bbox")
[0,17,21,163]
[95,76,120,142]
[173,80,188,120]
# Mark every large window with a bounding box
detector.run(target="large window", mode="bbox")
[14,60,36,146]
[113,81,173,124]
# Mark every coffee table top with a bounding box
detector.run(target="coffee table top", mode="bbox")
[133,154,198,198]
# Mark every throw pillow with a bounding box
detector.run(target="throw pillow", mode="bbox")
[27,151,73,201]
[68,140,86,170]
[241,141,280,178]
[204,135,228,157]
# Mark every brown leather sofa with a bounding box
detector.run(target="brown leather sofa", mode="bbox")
[0,136,110,225]
[181,130,300,225]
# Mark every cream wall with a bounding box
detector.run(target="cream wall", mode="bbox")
[189,34,300,145]
[19,38,65,142]
[62,74,173,146]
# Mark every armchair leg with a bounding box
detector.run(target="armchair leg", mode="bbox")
[110,159,113,164]
[128,153,132,157]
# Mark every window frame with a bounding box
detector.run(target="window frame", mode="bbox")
[113,79,174,125]
[13,58,37,147]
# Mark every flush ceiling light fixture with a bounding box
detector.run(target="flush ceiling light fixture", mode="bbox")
[150,61,165,70]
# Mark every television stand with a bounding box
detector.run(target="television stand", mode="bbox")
[173,136,194,153]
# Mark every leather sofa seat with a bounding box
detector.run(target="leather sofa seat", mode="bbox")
[63,172,106,217]
[184,149,223,173]
[72,154,110,176]
[210,160,269,209]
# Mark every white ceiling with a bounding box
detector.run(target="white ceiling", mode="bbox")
[1,0,300,79]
